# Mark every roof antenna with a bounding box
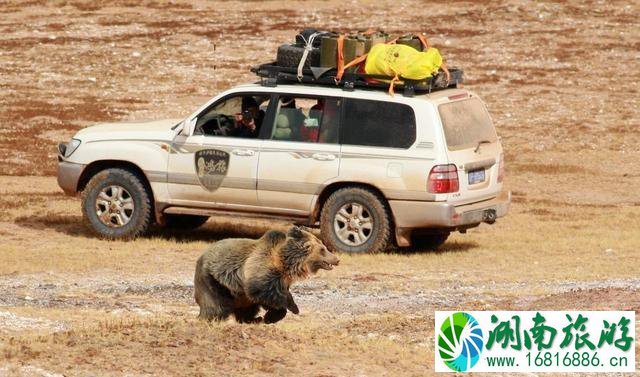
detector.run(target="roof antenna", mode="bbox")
[213,43,217,91]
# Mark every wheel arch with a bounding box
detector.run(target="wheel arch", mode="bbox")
[77,160,154,199]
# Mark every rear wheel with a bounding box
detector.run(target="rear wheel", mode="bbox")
[81,168,153,240]
[320,187,391,254]
[162,214,209,230]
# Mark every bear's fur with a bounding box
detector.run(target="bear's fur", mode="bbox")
[194,226,340,324]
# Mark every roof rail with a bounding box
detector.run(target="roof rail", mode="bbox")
[250,63,463,97]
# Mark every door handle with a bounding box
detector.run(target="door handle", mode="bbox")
[312,153,336,161]
[232,149,255,157]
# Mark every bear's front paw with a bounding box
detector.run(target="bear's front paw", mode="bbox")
[263,308,287,324]
[286,292,300,315]
[287,301,300,315]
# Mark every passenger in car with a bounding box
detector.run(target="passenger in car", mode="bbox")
[318,99,339,144]
[277,97,306,141]
[300,101,323,142]
[229,97,265,138]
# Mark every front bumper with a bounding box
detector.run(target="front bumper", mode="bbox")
[389,190,511,229]
[57,161,85,195]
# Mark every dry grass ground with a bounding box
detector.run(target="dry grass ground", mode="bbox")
[0,0,639,376]
[1,176,639,376]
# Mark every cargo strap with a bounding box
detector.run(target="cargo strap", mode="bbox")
[440,63,451,84]
[360,28,376,36]
[335,35,345,84]
[297,32,323,81]
[416,33,430,49]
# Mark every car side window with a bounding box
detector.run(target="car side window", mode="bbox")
[341,99,416,148]
[194,94,270,139]
[270,96,341,144]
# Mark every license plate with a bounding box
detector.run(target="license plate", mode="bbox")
[468,169,485,185]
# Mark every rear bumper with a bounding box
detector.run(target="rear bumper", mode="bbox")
[57,161,85,195]
[389,190,511,229]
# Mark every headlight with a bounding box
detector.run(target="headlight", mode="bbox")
[60,138,81,158]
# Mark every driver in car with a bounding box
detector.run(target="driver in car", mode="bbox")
[230,97,265,138]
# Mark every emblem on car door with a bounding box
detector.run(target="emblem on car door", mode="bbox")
[195,149,229,191]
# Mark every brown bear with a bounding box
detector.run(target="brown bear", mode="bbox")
[194,226,340,324]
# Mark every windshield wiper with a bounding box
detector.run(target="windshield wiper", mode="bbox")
[474,140,492,153]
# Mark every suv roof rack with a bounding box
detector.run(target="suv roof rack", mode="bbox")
[250,62,464,97]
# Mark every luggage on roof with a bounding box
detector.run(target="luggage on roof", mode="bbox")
[257,29,463,97]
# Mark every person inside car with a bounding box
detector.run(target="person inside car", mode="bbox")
[278,96,306,141]
[230,96,265,138]
[300,100,323,142]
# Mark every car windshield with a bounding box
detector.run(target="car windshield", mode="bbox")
[438,98,497,150]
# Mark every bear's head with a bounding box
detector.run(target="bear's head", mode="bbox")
[279,226,340,280]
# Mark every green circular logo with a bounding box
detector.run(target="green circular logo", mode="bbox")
[437,312,484,372]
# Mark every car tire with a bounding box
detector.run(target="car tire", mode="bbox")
[81,168,153,240]
[276,44,320,68]
[320,187,391,254]
[162,214,209,230]
[408,232,450,251]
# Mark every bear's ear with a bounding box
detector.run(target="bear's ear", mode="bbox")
[262,229,287,247]
[287,225,305,239]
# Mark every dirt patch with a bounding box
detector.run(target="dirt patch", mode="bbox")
[0,311,67,334]
[526,288,640,312]
[511,163,588,175]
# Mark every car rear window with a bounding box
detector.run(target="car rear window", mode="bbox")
[341,99,416,149]
[438,98,497,150]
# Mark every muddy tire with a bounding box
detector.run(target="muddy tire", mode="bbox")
[408,232,450,251]
[162,214,209,230]
[320,187,391,254]
[276,44,320,68]
[81,168,153,240]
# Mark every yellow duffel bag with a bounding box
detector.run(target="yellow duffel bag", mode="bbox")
[364,43,443,81]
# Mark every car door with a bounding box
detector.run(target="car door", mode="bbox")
[257,95,341,213]
[167,93,272,208]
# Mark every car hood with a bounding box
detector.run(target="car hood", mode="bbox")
[74,118,183,142]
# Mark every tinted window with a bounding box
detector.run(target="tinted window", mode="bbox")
[270,96,340,144]
[438,98,497,150]
[342,99,416,148]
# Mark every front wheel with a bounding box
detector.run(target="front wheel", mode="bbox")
[320,187,391,254]
[81,168,153,240]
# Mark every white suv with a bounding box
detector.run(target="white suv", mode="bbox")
[57,83,510,253]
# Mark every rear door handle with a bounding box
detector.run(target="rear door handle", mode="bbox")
[312,153,336,161]
[232,149,255,157]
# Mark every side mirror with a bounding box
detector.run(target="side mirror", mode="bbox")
[172,118,197,138]
[171,119,185,138]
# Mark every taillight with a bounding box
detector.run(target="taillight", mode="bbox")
[428,164,459,193]
[497,153,505,183]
